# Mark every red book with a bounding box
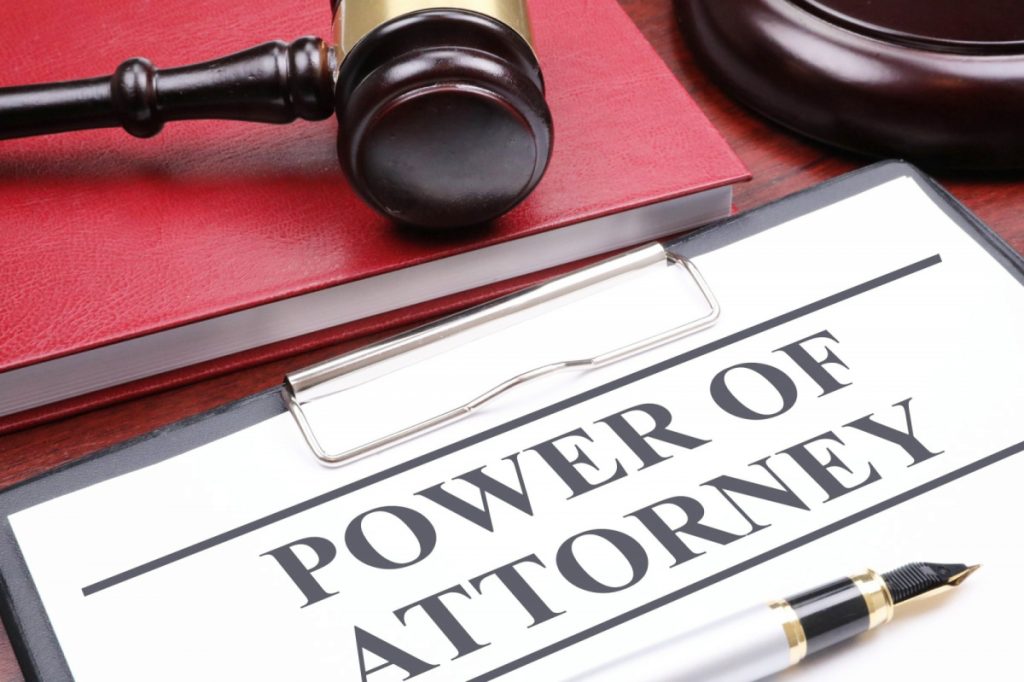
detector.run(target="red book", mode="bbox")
[0,0,747,433]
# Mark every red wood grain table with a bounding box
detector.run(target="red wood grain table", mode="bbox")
[2,1,1022,679]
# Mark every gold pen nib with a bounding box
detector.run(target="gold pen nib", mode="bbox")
[882,562,980,607]
[946,564,981,587]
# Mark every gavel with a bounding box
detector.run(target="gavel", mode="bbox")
[0,0,553,228]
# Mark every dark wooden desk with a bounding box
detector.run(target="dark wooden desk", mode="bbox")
[1,1,1021,678]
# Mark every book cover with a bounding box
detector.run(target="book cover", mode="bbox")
[0,0,747,432]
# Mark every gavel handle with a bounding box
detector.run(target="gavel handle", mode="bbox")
[0,37,336,140]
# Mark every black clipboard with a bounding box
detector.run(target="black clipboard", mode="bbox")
[2,161,1022,681]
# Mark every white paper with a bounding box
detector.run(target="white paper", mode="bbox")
[9,176,1024,681]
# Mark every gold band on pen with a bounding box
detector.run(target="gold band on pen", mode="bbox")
[333,0,535,56]
[769,599,808,664]
[850,568,895,630]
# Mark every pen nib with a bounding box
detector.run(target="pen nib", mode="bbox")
[882,562,981,604]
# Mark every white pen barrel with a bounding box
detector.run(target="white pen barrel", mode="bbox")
[573,605,792,682]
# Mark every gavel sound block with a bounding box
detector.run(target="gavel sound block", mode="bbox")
[677,0,1024,170]
[0,1,553,228]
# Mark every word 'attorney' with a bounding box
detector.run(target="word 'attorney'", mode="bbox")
[261,329,943,680]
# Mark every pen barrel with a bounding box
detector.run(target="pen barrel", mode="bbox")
[574,605,793,682]
[786,570,892,655]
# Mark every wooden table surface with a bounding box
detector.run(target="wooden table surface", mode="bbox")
[2,1,1022,679]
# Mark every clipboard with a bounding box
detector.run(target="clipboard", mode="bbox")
[2,161,1023,682]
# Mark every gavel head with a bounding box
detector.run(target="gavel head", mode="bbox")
[331,2,553,228]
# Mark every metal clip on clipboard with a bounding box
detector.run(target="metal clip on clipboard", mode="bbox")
[284,243,720,467]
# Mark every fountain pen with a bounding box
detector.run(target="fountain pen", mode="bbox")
[575,562,979,682]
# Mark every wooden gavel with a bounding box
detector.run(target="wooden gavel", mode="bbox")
[0,1,553,228]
